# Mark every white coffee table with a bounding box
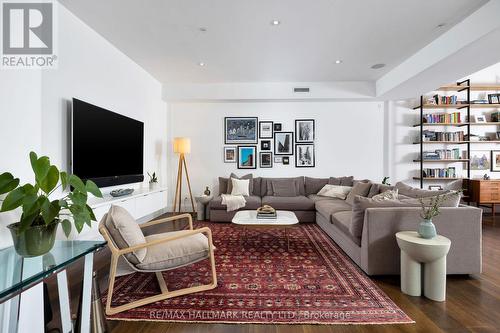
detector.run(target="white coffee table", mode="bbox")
[231,210,299,250]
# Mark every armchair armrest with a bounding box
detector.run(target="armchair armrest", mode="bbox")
[116,227,214,256]
[139,213,193,230]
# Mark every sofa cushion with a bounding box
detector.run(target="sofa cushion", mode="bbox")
[345,181,372,205]
[227,173,253,194]
[329,176,354,186]
[230,178,250,196]
[367,183,395,198]
[372,189,399,201]
[209,195,261,210]
[252,177,262,197]
[261,177,305,196]
[317,184,352,199]
[103,205,147,264]
[305,177,329,195]
[315,199,352,219]
[262,195,314,210]
[218,177,228,195]
[330,211,360,246]
[395,181,448,198]
[308,194,334,202]
[136,231,209,271]
[272,179,298,197]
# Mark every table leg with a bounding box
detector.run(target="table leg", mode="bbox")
[80,253,94,333]
[400,250,421,296]
[56,270,72,333]
[424,256,447,301]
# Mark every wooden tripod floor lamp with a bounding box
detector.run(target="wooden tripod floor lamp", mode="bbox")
[173,137,195,213]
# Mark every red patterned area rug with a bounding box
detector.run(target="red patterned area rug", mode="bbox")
[103,222,413,325]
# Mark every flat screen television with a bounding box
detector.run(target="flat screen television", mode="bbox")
[72,98,144,187]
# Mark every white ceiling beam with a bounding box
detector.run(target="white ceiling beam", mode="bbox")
[376,0,500,99]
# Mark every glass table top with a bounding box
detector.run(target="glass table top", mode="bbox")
[0,240,106,303]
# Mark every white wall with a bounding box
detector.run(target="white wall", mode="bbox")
[387,61,500,188]
[0,4,167,249]
[167,101,385,208]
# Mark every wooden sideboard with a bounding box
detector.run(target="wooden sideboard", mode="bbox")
[469,179,500,215]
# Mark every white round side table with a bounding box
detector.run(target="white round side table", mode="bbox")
[396,231,451,302]
[195,195,213,221]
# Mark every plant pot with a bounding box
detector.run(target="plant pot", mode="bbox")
[418,219,437,239]
[7,221,59,257]
[149,182,158,190]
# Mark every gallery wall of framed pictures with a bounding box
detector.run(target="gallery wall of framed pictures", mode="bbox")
[223,117,316,169]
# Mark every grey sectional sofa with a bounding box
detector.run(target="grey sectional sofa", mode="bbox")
[209,176,482,276]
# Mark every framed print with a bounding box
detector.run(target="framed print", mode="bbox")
[259,121,274,138]
[282,156,290,165]
[224,146,237,163]
[428,185,443,190]
[260,140,271,151]
[472,115,486,123]
[274,132,293,155]
[225,117,258,144]
[237,146,257,169]
[468,151,490,170]
[295,119,315,143]
[274,123,282,131]
[491,150,500,172]
[259,152,273,168]
[488,94,500,104]
[295,144,315,167]
[274,156,283,163]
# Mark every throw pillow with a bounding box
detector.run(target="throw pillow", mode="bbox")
[345,181,372,205]
[231,178,250,196]
[103,205,147,264]
[272,179,298,197]
[372,189,399,201]
[367,183,395,198]
[317,184,352,199]
[395,181,448,198]
[227,173,253,194]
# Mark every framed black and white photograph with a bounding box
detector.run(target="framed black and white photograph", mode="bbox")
[295,144,315,167]
[260,152,273,168]
[488,94,500,104]
[295,119,315,143]
[491,150,500,172]
[225,117,258,144]
[274,156,282,163]
[274,132,293,155]
[224,146,237,163]
[259,121,274,138]
[274,123,282,131]
[237,146,257,169]
[260,140,271,151]
[282,156,290,165]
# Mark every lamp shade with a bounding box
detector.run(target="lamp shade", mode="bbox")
[173,137,191,154]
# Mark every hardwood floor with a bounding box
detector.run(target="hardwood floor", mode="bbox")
[46,215,500,333]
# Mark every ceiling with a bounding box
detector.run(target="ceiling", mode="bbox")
[60,0,488,84]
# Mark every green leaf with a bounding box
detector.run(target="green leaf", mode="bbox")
[1,186,26,212]
[69,174,86,193]
[86,204,97,221]
[30,153,50,186]
[41,199,60,225]
[0,173,20,195]
[61,219,72,237]
[60,171,68,191]
[59,199,69,208]
[39,165,59,194]
[85,180,102,198]
[19,211,39,232]
[70,204,91,233]
[69,191,87,206]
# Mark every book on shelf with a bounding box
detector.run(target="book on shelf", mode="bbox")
[422,112,461,124]
[422,130,464,142]
[428,94,464,105]
[421,149,461,160]
[422,167,457,178]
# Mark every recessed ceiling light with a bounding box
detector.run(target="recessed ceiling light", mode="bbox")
[198,62,205,67]
[271,20,280,26]
[335,60,343,64]
[371,63,386,69]
[199,27,207,32]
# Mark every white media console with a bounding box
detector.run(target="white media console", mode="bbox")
[56,186,168,241]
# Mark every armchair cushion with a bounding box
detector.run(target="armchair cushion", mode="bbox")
[103,205,147,264]
[135,230,210,271]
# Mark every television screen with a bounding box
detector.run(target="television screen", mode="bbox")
[72,98,144,187]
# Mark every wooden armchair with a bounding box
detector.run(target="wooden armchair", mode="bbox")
[99,211,217,315]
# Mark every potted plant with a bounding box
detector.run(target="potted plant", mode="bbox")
[0,152,103,257]
[147,172,158,190]
[418,191,461,239]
